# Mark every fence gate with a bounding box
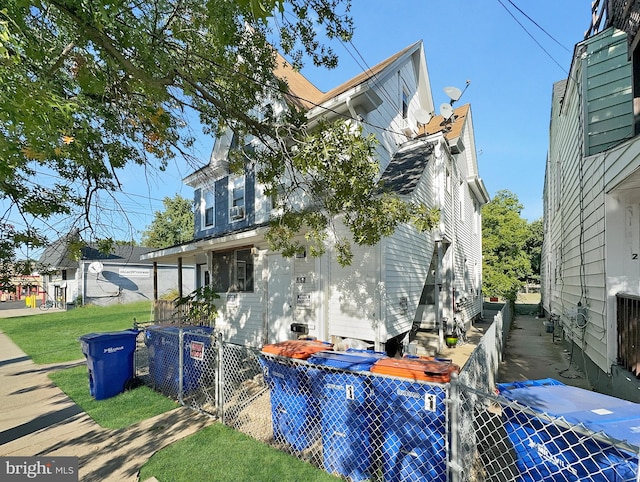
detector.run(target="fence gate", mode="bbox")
[136,325,218,415]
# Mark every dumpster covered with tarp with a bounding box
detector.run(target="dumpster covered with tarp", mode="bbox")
[497,378,640,481]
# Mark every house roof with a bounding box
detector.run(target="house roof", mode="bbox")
[38,235,155,269]
[38,232,80,269]
[80,245,155,264]
[418,103,470,142]
[316,42,420,105]
[380,140,435,196]
[275,41,422,111]
[274,53,324,110]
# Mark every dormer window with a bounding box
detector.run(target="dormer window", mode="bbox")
[230,176,245,221]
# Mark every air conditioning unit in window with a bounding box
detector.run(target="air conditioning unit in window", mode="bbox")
[230,206,245,220]
[401,118,416,137]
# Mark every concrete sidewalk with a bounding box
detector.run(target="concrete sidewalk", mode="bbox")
[0,329,213,481]
[497,312,592,390]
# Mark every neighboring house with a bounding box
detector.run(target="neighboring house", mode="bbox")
[143,40,489,353]
[542,1,640,401]
[38,233,194,307]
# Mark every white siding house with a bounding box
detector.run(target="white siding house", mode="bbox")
[143,41,489,354]
[542,1,640,401]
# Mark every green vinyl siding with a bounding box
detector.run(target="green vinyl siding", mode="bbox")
[585,28,633,156]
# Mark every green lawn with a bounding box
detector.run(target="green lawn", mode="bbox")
[0,301,179,429]
[138,423,341,482]
[0,301,152,364]
[48,365,179,430]
[1,302,339,481]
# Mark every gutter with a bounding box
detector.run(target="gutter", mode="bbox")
[467,176,490,205]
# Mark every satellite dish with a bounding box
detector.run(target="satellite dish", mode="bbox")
[414,108,432,125]
[88,261,104,274]
[439,103,454,120]
[444,86,463,103]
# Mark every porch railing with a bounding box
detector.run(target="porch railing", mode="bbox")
[616,293,640,377]
[152,299,214,327]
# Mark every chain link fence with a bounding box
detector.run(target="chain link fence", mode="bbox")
[451,381,640,482]
[134,325,640,481]
[135,324,218,415]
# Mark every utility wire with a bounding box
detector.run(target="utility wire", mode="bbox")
[506,0,572,53]
[496,0,569,75]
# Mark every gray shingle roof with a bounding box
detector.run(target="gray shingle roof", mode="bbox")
[380,141,434,195]
[38,233,155,268]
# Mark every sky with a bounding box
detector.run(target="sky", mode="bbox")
[9,0,595,256]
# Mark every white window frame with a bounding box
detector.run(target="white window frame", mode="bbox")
[229,175,246,221]
[202,189,215,228]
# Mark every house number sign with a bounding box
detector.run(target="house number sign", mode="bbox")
[296,276,306,283]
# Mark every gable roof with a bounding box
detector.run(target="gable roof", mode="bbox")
[380,140,435,196]
[275,41,423,112]
[274,53,324,110]
[316,42,420,105]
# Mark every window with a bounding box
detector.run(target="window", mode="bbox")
[230,176,245,220]
[459,180,464,220]
[402,89,409,119]
[211,248,254,292]
[202,190,214,227]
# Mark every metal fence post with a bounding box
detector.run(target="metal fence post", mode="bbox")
[217,334,224,423]
[178,327,184,405]
[448,372,463,482]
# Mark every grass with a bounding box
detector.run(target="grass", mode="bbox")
[0,301,152,364]
[138,423,342,482]
[0,301,178,429]
[48,365,179,430]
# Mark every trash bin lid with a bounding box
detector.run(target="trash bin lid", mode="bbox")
[370,357,460,383]
[307,348,387,371]
[79,329,139,342]
[261,339,333,359]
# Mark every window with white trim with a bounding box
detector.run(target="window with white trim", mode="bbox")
[229,176,245,221]
[402,89,409,119]
[202,190,214,228]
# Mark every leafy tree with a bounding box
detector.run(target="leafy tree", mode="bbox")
[525,217,543,284]
[482,190,531,302]
[141,194,194,248]
[0,0,437,268]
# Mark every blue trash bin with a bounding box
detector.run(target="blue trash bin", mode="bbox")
[369,357,459,482]
[306,349,387,481]
[145,325,213,398]
[79,329,139,400]
[497,379,640,481]
[260,340,332,452]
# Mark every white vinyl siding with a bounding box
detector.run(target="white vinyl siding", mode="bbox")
[327,224,381,342]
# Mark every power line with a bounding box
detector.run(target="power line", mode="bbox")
[506,0,572,53]
[496,0,569,75]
